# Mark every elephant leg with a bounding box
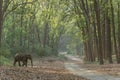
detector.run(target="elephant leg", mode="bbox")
[13,60,16,66]
[18,61,21,66]
[22,61,27,67]
[24,61,27,67]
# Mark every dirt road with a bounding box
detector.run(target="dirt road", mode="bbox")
[64,54,120,80]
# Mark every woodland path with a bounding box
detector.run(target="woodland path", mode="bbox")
[64,54,120,80]
[0,56,88,80]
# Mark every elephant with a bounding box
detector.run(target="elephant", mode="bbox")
[13,53,33,67]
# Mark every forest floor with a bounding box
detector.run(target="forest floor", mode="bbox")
[0,56,88,80]
[64,54,120,80]
[1,54,120,80]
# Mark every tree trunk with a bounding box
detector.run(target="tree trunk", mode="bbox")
[105,11,113,63]
[0,0,3,47]
[110,0,119,63]
[43,22,49,48]
[94,0,104,64]
[117,3,120,63]
[93,18,98,61]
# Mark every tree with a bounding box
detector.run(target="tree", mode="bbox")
[0,0,3,47]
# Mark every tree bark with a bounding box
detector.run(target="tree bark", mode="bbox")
[110,0,119,63]
[117,3,120,63]
[43,22,49,48]
[105,10,113,63]
[94,0,104,64]
[0,0,3,47]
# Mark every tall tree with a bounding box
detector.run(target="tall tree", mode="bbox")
[110,0,119,63]
[94,0,104,64]
[0,0,3,47]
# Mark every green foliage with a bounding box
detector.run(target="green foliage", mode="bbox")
[0,55,12,66]
[34,46,52,57]
[1,0,70,57]
[10,46,27,55]
[0,48,12,66]
[0,48,11,57]
[67,50,76,54]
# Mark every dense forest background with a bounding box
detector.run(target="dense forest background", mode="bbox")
[0,0,120,65]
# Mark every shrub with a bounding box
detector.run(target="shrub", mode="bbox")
[0,55,12,66]
[67,50,76,54]
[35,46,52,57]
[0,48,12,66]
[0,48,11,57]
